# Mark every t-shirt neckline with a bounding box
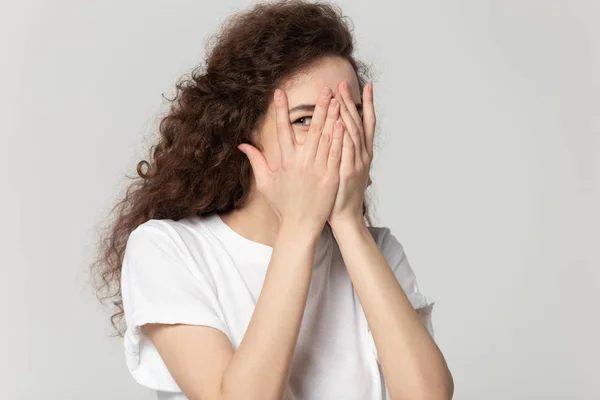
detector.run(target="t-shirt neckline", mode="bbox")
[214,213,273,254]
[206,212,274,259]
[203,212,332,263]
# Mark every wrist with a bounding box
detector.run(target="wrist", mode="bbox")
[279,219,323,242]
[328,214,365,232]
[329,217,371,251]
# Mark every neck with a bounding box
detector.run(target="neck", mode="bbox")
[219,187,281,248]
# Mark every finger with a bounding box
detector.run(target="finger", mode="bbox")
[315,98,340,166]
[338,80,365,138]
[362,82,376,160]
[327,120,344,170]
[339,127,355,174]
[338,81,368,160]
[273,89,296,162]
[303,86,332,159]
[238,144,272,188]
[336,93,362,167]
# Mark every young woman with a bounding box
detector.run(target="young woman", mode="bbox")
[92,1,453,399]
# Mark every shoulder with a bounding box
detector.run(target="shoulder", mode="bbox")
[126,219,186,258]
[125,216,218,276]
[123,216,221,293]
[367,225,391,243]
[367,225,405,254]
[127,216,211,254]
[130,217,198,241]
[124,219,190,269]
[365,225,411,279]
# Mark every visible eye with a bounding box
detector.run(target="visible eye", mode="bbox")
[292,116,312,127]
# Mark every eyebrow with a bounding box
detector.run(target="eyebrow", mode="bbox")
[289,103,363,114]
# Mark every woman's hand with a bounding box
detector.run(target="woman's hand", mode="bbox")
[327,80,375,227]
[238,87,344,232]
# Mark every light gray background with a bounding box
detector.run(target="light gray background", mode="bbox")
[2,0,598,399]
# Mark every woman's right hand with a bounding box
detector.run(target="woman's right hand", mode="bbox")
[238,86,344,232]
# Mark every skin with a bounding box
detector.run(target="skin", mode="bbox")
[215,55,368,245]
[143,55,454,400]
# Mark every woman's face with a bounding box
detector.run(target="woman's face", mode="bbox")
[255,56,363,171]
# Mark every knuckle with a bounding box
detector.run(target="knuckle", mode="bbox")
[281,156,293,169]
[300,156,312,169]
[322,173,337,186]
[367,118,376,130]
[340,170,352,180]
[255,176,268,190]
[276,119,287,131]
[343,121,354,132]
[325,178,339,190]
[319,95,332,108]
[310,123,324,135]
[327,104,338,118]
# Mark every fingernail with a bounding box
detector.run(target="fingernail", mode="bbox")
[274,89,282,100]
[321,87,331,97]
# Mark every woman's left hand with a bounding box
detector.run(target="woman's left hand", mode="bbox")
[327,80,376,227]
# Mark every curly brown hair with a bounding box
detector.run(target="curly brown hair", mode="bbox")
[91,0,377,336]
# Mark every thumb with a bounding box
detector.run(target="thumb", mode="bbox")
[238,144,270,183]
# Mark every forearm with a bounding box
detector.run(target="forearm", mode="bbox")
[221,222,320,400]
[331,218,453,400]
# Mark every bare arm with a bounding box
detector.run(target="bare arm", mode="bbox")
[324,79,452,399]
[330,218,453,400]
[144,223,320,400]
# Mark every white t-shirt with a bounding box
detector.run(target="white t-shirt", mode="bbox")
[121,212,434,400]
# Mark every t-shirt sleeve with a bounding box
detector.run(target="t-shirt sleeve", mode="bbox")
[120,220,230,392]
[366,227,435,362]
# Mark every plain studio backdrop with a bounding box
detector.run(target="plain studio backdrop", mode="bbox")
[1,0,598,399]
